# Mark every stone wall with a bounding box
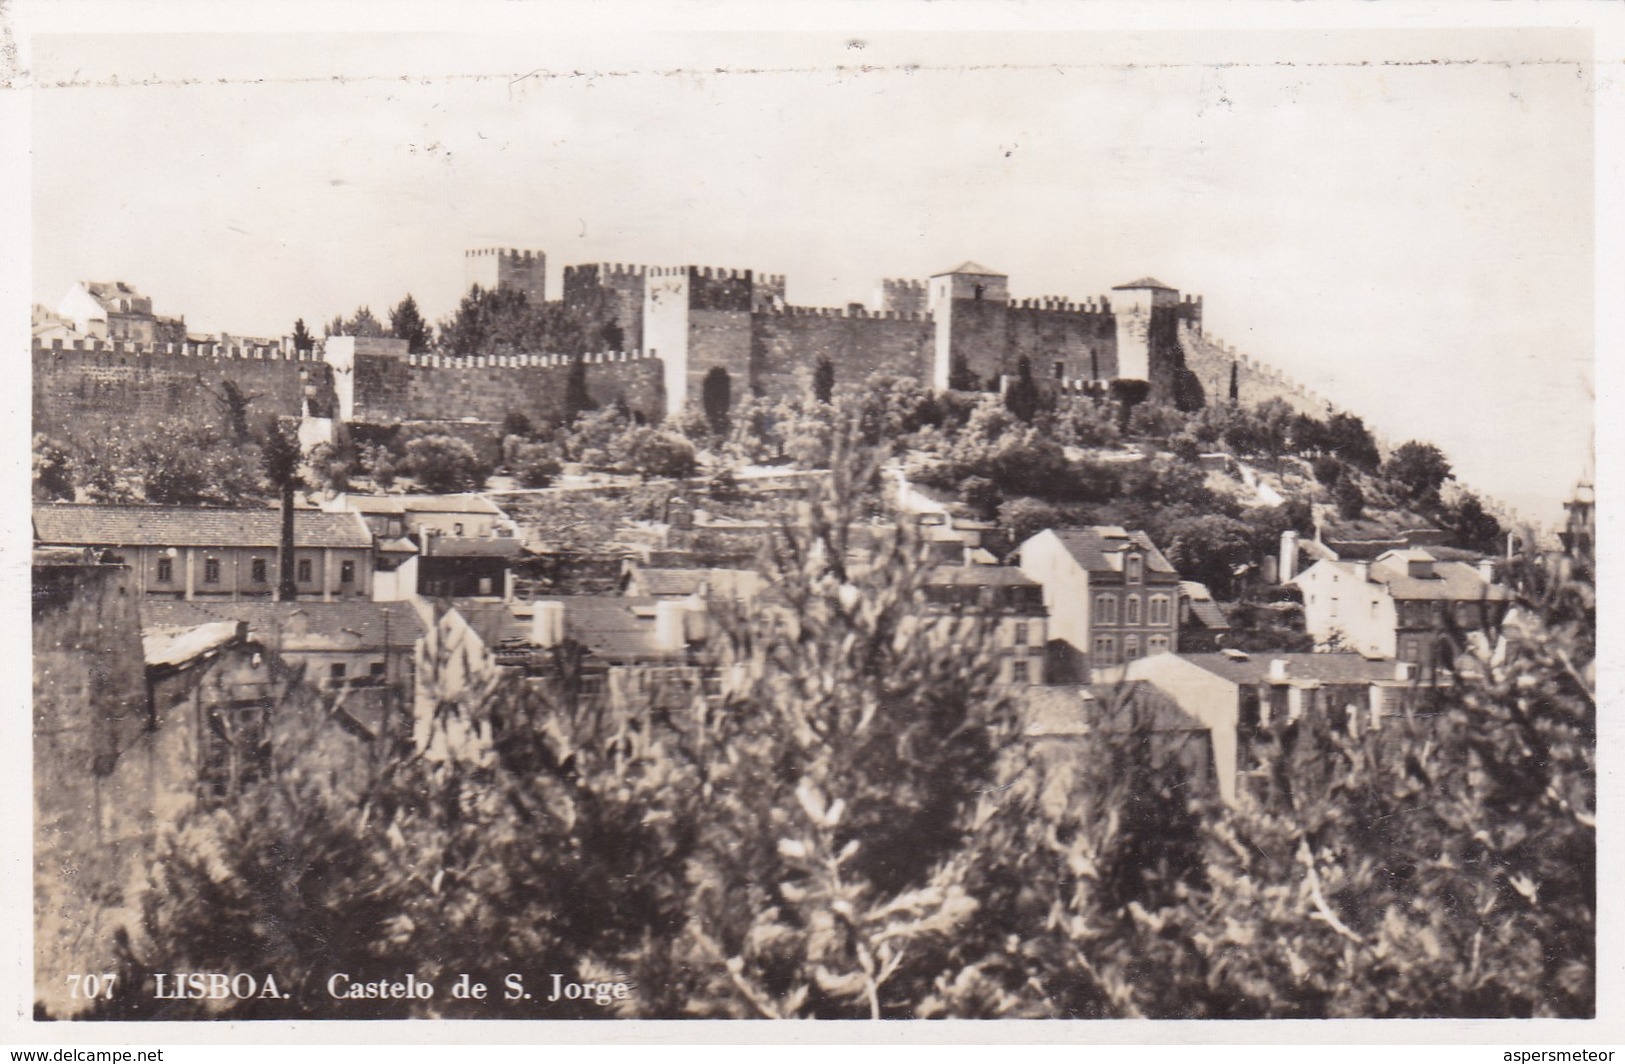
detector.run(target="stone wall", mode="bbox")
[351,351,666,427]
[33,339,336,440]
[750,306,934,400]
[1005,302,1118,382]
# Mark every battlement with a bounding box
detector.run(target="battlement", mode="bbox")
[762,304,931,323]
[1010,296,1113,315]
[881,278,926,293]
[564,262,650,279]
[398,349,657,369]
[33,336,317,362]
[466,247,544,262]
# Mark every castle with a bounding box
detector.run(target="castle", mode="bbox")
[32,248,1214,443]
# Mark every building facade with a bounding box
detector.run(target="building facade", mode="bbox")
[920,565,1049,686]
[1292,548,1509,661]
[1018,526,1181,679]
[33,504,376,602]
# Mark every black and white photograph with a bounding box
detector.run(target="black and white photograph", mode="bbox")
[11,1,1614,1042]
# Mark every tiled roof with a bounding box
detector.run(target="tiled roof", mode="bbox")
[143,621,243,668]
[933,261,1004,277]
[1179,581,1230,630]
[1111,276,1178,292]
[458,597,689,663]
[399,494,504,515]
[1043,527,1177,575]
[633,567,760,599]
[422,536,524,558]
[1022,683,1200,737]
[141,600,424,650]
[1368,555,1507,602]
[34,504,373,550]
[925,565,1040,588]
[1181,652,1409,686]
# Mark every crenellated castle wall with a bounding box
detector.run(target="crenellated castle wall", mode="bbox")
[751,305,935,398]
[32,338,337,440]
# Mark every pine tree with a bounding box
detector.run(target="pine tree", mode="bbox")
[389,294,431,353]
[813,358,836,404]
[260,417,303,601]
[291,318,315,352]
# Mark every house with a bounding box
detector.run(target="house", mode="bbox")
[55,281,186,344]
[418,534,524,598]
[623,564,763,603]
[33,503,376,602]
[1177,580,1231,652]
[1291,548,1509,661]
[1017,526,1181,680]
[1125,651,1443,804]
[919,565,1049,686]
[140,600,426,739]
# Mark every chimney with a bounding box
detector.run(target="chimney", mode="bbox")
[1268,658,1289,683]
[531,600,565,648]
[1354,561,1370,583]
[655,599,688,652]
[1278,530,1299,583]
[1477,559,1496,584]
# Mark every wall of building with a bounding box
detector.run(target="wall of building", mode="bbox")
[750,306,934,400]
[32,339,336,441]
[32,562,160,1018]
[1005,301,1118,382]
[349,350,666,427]
[562,264,648,353]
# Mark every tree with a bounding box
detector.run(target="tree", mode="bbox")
[565,357,595,423]
[1164,514,1257,600]
[389,294,431,353]
[1004,357,1041,424]
[957,475,1002,521]
[1334,476,1366,522]
[998,497,1065,547]
[260,417,303,602]
[513,442,563,488]
[702,366,732,437]
[1229,361,1239,404]
[610,427,697,480]
[813,358,836,405]
[501,411,534,440]
[1383,440,1454,504]
[32,435,76,502]
[1440,490,1505,555]
[403,435,489,493]
[948,354,978,392]
[291,318,315,353]
[1325,412,1380,472]
[338,306,387,338]
[437,285,602,358]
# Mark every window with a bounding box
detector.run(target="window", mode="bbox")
[1126,555,1143,583]
[1330,596,1340,618]
[973,283,985,301]
[454,523,465,536]
[369,662,387,680]
[329,662,347,684]
[1149,594,1170,626]
[1010,660,1030,684]
[200,699,271,799]
[340,560,356,584]
[1124,636,1141,660]
[1013,621,1029,647]
[1401,638,1420,663]
[1094,594,1117,625]
[1126,595,1141,626]
[156,558,173,583]
[203,558,221,584]
[251,558,267,583]
[1053,361,1065,380]
[1093,635,1117,665]
[1148,634,1170,654]
[297,558,313,583]
[478,577,495,596]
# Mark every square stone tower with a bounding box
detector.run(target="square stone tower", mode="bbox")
[464,248,547,304]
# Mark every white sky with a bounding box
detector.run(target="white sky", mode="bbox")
[22,18,1600,524]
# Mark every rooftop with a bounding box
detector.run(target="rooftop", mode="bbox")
[1036,526,1177,576]
[34,504,374,550]
[141,600,425,650]
[1179,581,1230,630]
[924,565,1041,588]
[143,621,244,669]
[1179,652,1414,687]
[1111,277,1179,292]
[933,261,1005,278]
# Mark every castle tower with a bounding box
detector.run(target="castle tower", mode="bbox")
[464,248,547,304]
[1109,277,1180,383]
[928,262,1009,391]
